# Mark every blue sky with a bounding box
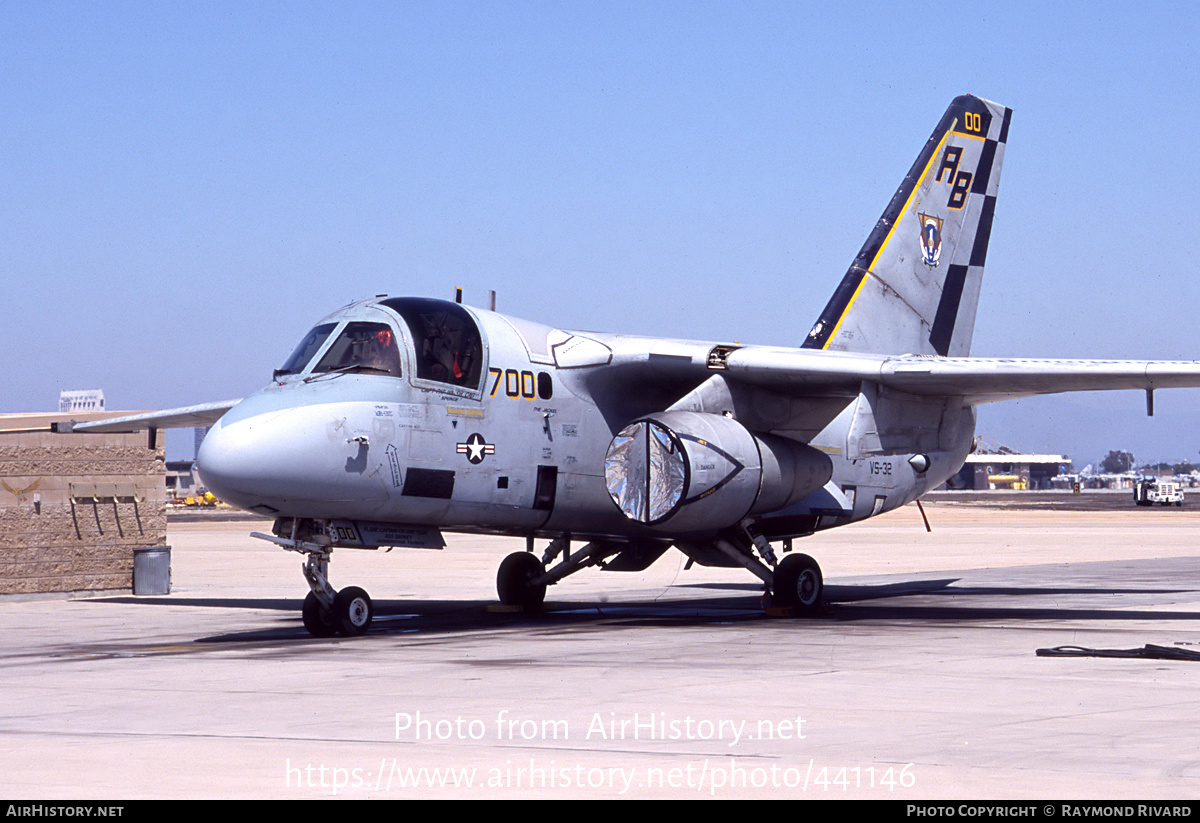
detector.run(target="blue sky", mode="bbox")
[5,1,1200,467]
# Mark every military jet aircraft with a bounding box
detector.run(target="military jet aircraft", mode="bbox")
[72,95,1200,637]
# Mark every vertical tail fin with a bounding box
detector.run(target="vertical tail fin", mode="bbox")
[803,95,1011,357]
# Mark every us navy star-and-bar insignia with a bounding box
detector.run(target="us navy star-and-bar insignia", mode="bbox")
[918,212,943,268]
[456,433,495,464]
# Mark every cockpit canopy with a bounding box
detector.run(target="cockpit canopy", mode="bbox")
[379,297,483,387]
[274,297,485,390]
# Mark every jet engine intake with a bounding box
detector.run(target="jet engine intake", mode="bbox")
[603,411,831,533]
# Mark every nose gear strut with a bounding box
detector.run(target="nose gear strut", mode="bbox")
[252,519,374,637]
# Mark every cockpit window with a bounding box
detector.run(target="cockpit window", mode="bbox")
[277,323,337,376]
[312,322,402,376]
[381,298,483,387]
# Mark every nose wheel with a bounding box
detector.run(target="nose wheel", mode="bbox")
[333,586,373,635]
[302,591,339,637]
[294,539,372,637]
[302,586,374,637]
[253,521,375,637]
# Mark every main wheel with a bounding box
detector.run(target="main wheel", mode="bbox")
[497,551,547,607]
[333,586,373,636]
[302,591,339,637]
[773,553,823,614]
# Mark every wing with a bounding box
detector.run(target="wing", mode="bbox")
[720,347,1200,405]
[877,358,1200,404]
[65,399,241,433]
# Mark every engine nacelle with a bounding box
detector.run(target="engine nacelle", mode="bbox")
[603,411,831,534]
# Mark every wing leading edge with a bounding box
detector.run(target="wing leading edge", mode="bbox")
[721,347,1200,405]
[66,399,242,433]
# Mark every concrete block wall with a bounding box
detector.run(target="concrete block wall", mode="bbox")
[0,420,166,595]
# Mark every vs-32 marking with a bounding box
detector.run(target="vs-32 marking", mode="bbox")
[868,460,893,476]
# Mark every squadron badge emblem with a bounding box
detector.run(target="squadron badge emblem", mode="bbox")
[918,212,943,268]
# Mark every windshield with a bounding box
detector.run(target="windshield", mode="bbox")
[276,323,337,376]
[311,322,402,376]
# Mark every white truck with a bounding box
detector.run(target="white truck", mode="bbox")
[1134,478,1185,507]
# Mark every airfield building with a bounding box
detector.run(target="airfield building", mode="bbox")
[0,412,166,596]
[950,452,1072,490]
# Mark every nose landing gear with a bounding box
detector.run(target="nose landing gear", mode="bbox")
[299,551,374,637]
[253,522,374,638]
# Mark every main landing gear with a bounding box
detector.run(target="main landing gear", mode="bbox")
[252,522,374,638]
[259,517,823,632]
[495,532,825,615]
[496,550,548,608]
[495,536,637,608]
[772,553,823,612]
[707,528,825,614]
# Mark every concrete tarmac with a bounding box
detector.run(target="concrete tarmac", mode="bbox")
[4,500,1200,799]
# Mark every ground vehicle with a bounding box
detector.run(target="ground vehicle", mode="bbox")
[1134,479,1184,507]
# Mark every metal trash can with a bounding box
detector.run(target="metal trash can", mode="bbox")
[133,545,171,595]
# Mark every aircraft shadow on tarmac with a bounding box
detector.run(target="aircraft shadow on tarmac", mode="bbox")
[98,573,1200,645]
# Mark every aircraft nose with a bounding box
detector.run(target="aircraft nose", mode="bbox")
[197,404,336,511]
[196,411,288,510]
[197,397,388,516]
